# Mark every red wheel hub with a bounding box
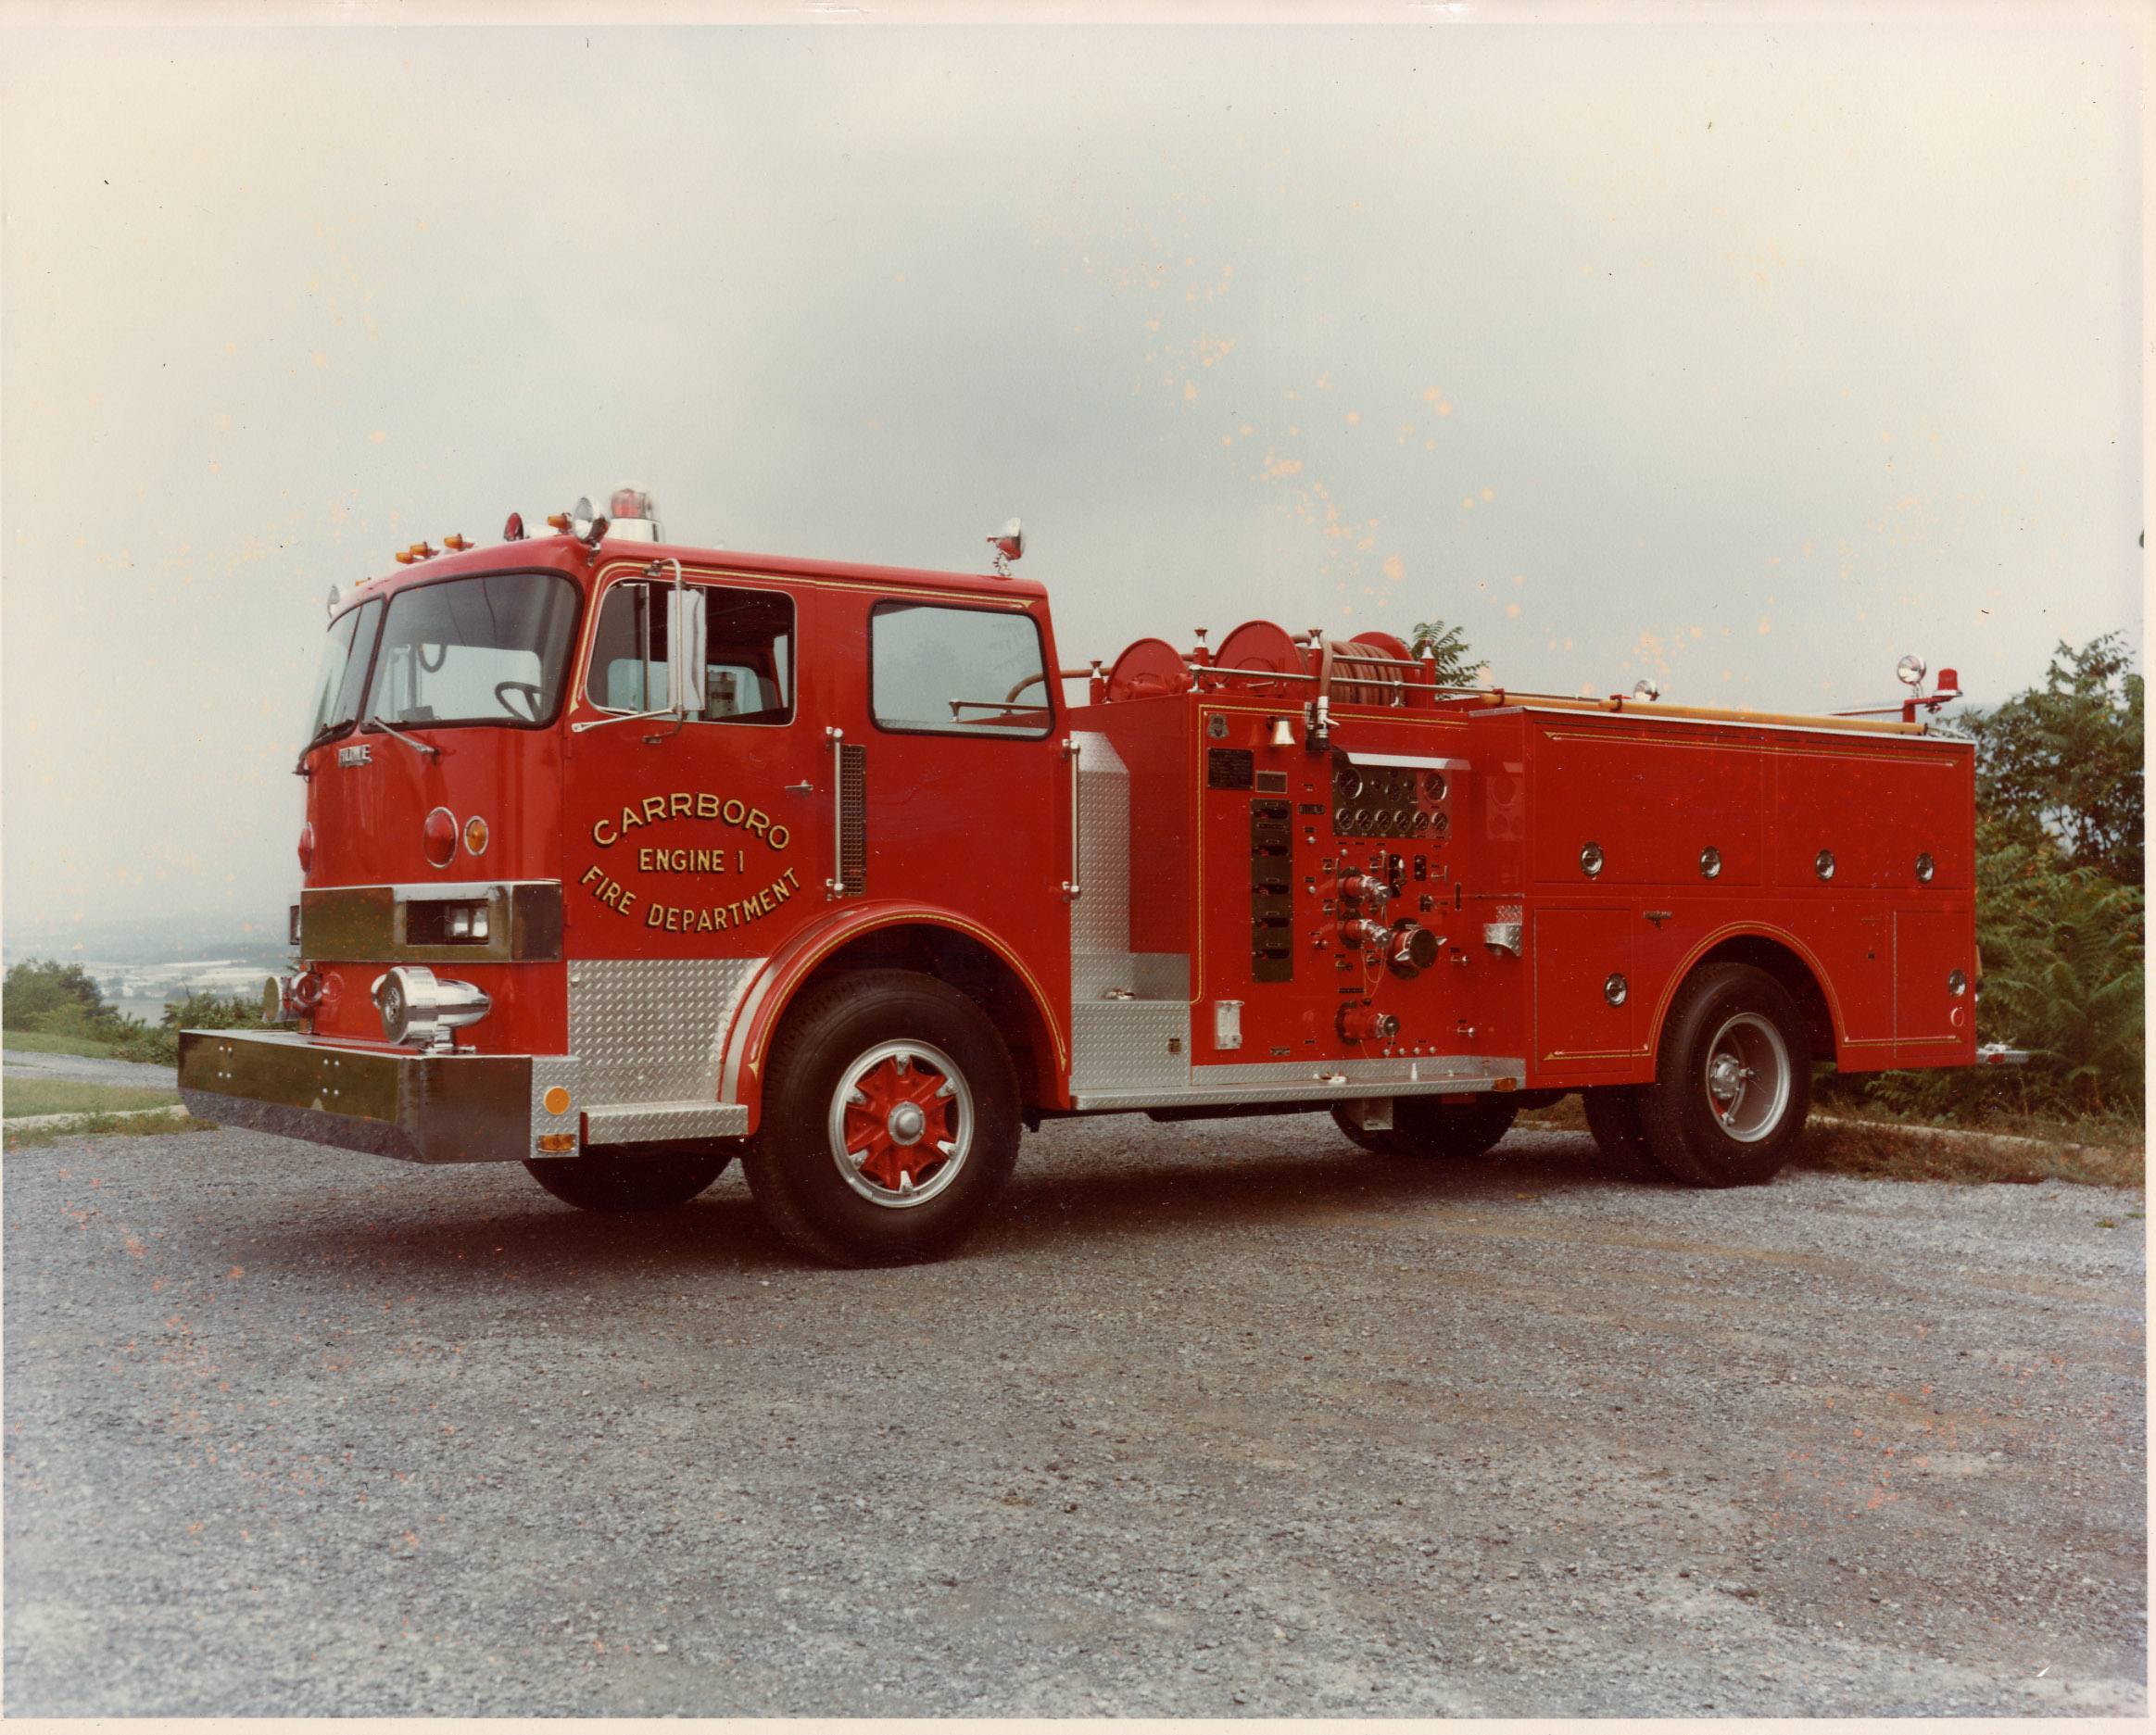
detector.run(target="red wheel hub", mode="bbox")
[842,1053,956,1192]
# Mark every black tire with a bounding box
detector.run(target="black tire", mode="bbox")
[741,970,1021,1267]
[1582,1086,1673,1179]
[1639,963,1810,1188]
[1336,1094,1517,1161]
[523,1143,732,1213]
[1329,1104,1407,1156]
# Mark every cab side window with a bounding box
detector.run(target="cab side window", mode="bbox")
[586,581,795,724]
[870,601,1052,738]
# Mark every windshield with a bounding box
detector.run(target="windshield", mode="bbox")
[362,572,582,730]
[302,597,385,748]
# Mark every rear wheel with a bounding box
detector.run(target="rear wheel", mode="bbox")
[1640,963,1810,1188]
[741,970,1021,1266]
[1582,1086,1671,1179]
[523,1143,732,1213]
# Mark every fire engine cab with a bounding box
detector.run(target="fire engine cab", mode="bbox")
[180,491,1980,1265]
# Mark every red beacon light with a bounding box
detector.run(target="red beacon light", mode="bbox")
[987,516,1024,577]
[604,484,663,544]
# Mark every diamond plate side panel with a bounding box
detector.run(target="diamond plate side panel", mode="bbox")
[585,1100,750,1143]
[566,959,764,1105]
[1069,731,1132,999]
[1069,1000,1191,1091]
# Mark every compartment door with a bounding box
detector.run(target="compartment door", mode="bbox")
[1895,909,1975,1066]
[1532,905,1638,1077]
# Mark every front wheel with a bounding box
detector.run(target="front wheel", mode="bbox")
[1640,963,1810,1188]
[523,1143,732,1213]
[1334,1095,1517,1161]
[741,970,1021,1266]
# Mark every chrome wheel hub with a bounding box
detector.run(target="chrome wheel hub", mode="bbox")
[1701,1012,1791,1144]
[826,1040,974,1208]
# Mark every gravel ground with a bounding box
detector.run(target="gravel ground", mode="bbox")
[4,1113,2145,1717]
[3,1048,180,1092]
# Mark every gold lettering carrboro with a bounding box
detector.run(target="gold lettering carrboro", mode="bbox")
[581,788,798,932]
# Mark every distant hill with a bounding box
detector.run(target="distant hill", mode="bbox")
[1,909,291,971]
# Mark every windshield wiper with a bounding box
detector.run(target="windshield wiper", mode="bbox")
[363,715,442,761]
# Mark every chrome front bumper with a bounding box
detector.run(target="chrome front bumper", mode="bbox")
[178,1029,584,1165]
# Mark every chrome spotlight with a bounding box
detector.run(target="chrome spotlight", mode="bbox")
[372,965,491,1050]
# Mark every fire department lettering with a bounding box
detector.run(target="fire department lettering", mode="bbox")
[578,863,802,931]
[639,848,733,874]
[590,791,790,850]
[644,868,801,932]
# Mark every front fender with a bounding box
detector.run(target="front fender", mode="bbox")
[717,899,1068,1127]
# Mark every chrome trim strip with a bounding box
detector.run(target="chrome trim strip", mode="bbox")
[1072,1054,1527,1113]
[1340,752,1473,771]
[1490,705,1952,746]
[298,880,564,963]
[719,963,781,1107]
[585,1100,750,1143]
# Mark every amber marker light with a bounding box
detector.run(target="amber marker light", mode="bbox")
[463,815,490,857]
[544,1087,573,1116]
[444,534,471,551]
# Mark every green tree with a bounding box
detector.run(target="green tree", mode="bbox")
[1965,634,2143,886]
[1859,635,2144,1127]
[2,959,119,1030]
[1406,619,1478,686]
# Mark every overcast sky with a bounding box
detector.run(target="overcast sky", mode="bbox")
[3,6,2142,942]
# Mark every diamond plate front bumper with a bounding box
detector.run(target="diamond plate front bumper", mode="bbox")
[177,1029,590,1164]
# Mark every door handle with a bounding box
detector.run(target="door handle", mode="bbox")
[1062,736,1082,902]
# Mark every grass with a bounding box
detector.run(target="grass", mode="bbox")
[0,1026,126,1059]
[1795,1110,2142,1189]
[1,1080,183,1119]
[1514,1089,2142,1190]
[3,1112,220,1150]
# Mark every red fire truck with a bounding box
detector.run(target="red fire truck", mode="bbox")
[180,491,1982,1265]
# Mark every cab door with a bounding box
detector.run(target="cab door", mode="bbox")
[561,559,830,966]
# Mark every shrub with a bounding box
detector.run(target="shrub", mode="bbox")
[109,990,266,1066]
